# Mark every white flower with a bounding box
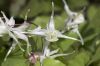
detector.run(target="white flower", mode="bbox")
[0,12,20,46]
[43,48,74,59]
[0,12,15,36]
[0,11,30,61]
[40,48,74,61]
[62,0,84,24]
[62,0,85,45]
[40,41,75,66]
[27,2,79,42]
[0,11,27,50]
[66,13,84,30]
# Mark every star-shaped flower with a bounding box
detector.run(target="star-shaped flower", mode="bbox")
[27,2,79,42]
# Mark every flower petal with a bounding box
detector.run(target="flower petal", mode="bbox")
[50,51,75,58]
[7,17,15,27]
[0,25,7,35]
[57,32,79,41]
[8,30,25,51]
[74,13,85,24]
[0,17,5,25]
[47,16,55,31]
[13,30,30,54]
[45,48,50,56]
[1,11,9,22]
[4,42,17,61]
[49,49,59,56]
[15,21,30,31]
[72,28,84,45]
[1,11,15,27]
[62,0,74,16]
[47,2,55,31]
[31,26,45,36]
[13,30,28,42]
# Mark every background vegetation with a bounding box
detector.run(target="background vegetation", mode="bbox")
[0,0,100,66]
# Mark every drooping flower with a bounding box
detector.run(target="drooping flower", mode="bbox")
[62,0,85,45]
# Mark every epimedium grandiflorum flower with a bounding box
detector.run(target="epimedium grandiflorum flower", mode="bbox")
[0,11,23,51]
[39,41,75,66]
[26,2,79,42]
[41,48,75,60]
[62,0,85,45]
[0,11,30,61]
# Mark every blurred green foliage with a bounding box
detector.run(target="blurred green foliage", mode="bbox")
[0,0,100,66]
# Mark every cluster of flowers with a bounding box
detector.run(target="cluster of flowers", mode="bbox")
[0,0,85,65]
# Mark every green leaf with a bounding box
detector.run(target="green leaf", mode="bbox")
[67,50,90,66]
[33,12,67,29]
[67,0,88,10]
[19,0,53,18]
[87,5,98,21]
[2,57,28,66]
[88,45,100,65]
[88,6,100,33]
[35,58,65,66]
